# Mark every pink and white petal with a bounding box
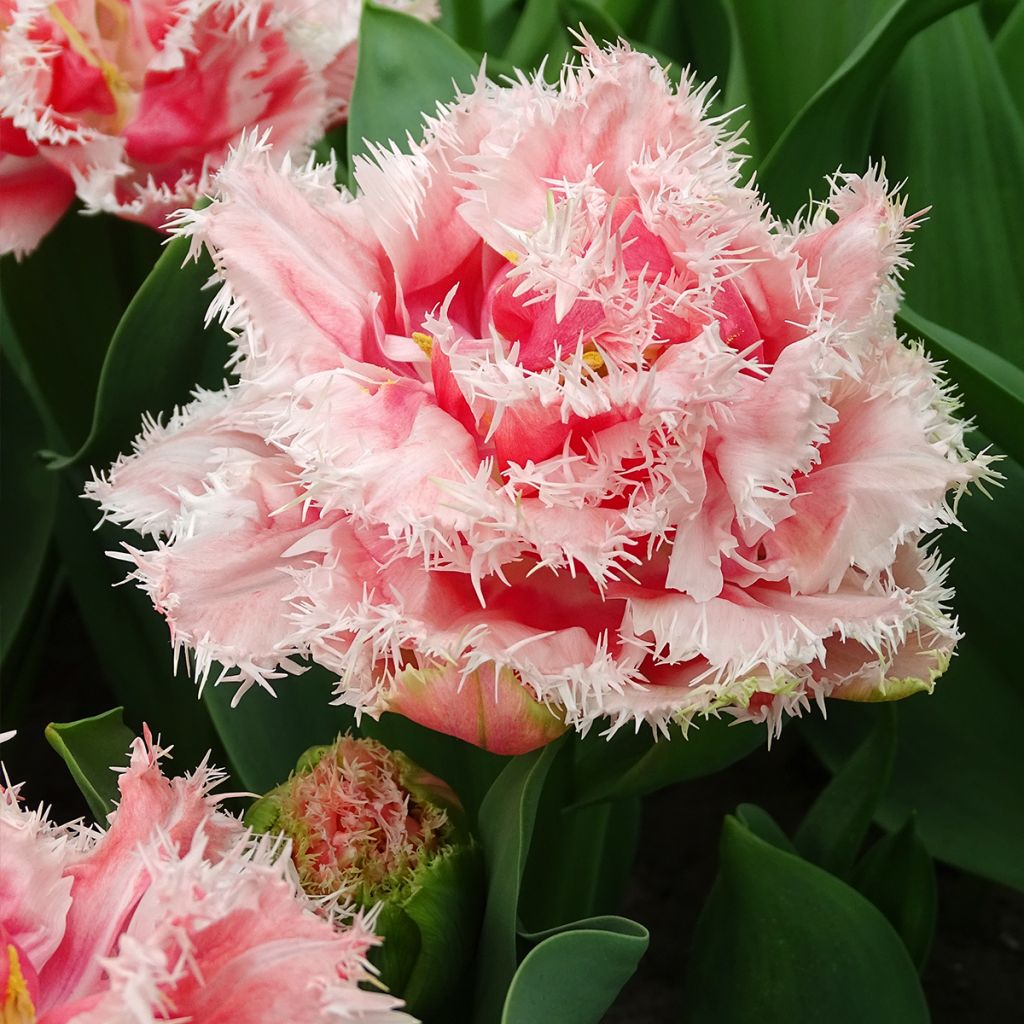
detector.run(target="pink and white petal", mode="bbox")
[65,832,412,1024]
[179,144,391,379]
[85,387,270,539]
[0,147,75,259]
[766,366,977,594]
[354,84,493,295]
[726,222,817,365]
[794,168,916,328]
[387,661,567,754]
[817,541,958,700]
[592,657,719,732]
[820,629,952,702]
[111,445,343,687]
[665,463,735,601]
[458,43,722,255]
[123,513,327,690]
[625,573,918,683]
[0,790,74,976]
[36,733,242,1010]
[278,369,483,539]
[712,336,837,528]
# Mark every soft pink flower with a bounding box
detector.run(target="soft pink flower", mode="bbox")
[88,40,994,751]
[0,731,412,1022]
[0,0,436,256]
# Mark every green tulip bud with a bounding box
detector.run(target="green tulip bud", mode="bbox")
[245,734,481,1017]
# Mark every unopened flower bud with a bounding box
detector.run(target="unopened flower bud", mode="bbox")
[246,735,481,1017]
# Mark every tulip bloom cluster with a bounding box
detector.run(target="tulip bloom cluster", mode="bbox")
[0,731,411,1021]
[90,40,992,753]
[0,0,435,255]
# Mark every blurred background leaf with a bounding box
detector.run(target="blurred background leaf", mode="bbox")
[897,306,1024,466]
[571,717,763,808]
[348,4,480,175]
[684,816,929,1023]
[0,212,160,453]
[47,234,227,472]
[794,707,895,876]
[1,344,57,670]
[803,450,1024,893]
[875,5,1024,365]
[756,0,973,215]
[853,815,938,970]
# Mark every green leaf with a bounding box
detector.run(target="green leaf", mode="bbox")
[684,816,929,1023]
[560,0,623,44]
[897,306,1024,466]
[51,478,220,770]
[1,349,57,664]
[735,803,797,853]
[804,449,1024,892]
[473,740,564,1023]
[875,7,1024,365]
[448,0,486,50]
[47,234,227,471]
[521,792,642,931]
[570,716,762,808]
[794,707,896,876]
[650,0,732,83]
[348,5,479,174]
[758,0,975,216]
[502,916,649,1024]
[503,0,563,69]
[45,707,135,821]
[995,0,1024,118]
[723,0,882,161]
[991,1,1024,116]
[201,667,352,794]
[0,212,160,451]
[853,816,937,970]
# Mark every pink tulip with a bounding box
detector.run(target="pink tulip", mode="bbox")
[0,0,436,256]
[89,39,994,752]
[0,730,412,1022]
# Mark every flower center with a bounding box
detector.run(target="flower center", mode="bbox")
[47,0,135,131]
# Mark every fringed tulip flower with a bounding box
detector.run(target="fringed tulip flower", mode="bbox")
[0,0,436,256]
[247,735,481,1015]
[88,39,995,752]
[0,730,412,1022]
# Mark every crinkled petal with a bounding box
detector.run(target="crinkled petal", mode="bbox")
[37,731,241,1010]
[0,138,75,257]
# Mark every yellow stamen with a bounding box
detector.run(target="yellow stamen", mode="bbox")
[411,331,434,357]
[2,945,36,1024]
[47,3,133,131]
[502,250,520,265]
[582,350,605,372]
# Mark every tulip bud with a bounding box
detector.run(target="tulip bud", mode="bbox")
[245,735,481,1017]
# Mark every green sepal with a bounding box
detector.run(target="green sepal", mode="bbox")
[242,794,281,834]
[371,842,485,1019]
